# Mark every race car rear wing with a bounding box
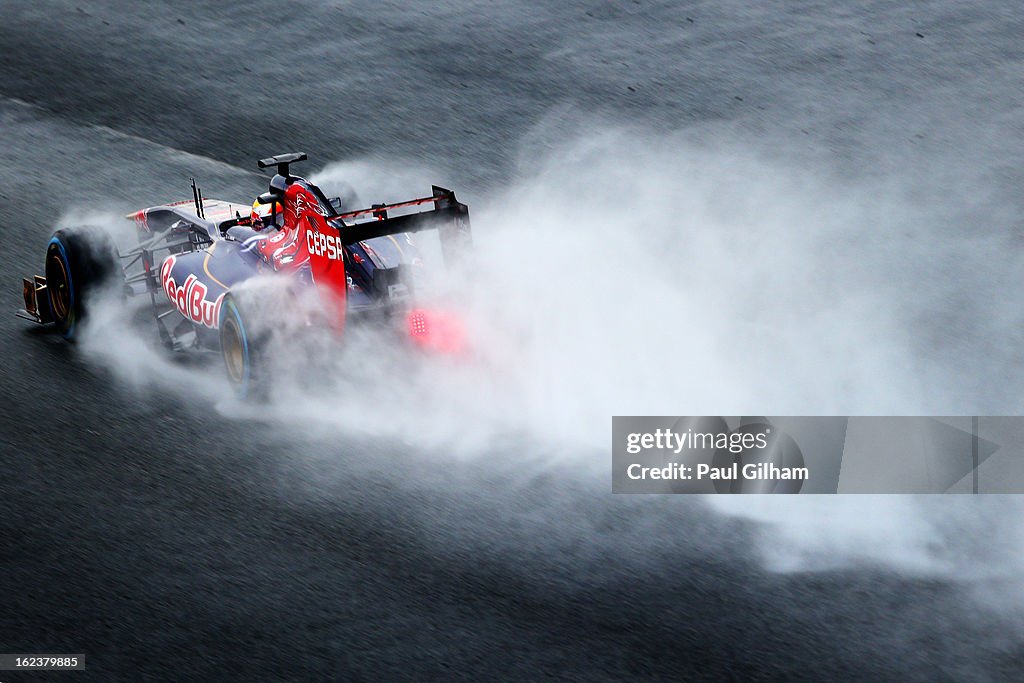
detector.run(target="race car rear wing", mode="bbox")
[332,186,471,266]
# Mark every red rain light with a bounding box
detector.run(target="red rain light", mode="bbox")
[406,308,466,354]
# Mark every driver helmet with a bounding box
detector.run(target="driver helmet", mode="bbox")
[250,198,284,230]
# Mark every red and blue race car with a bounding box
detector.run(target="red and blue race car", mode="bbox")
[19,152,471,394]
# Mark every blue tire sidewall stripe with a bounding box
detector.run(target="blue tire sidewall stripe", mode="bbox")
[222,297,251,392]
[48,236,76,339]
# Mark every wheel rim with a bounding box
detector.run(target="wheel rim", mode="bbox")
[47,249,71,321]
[222,316,246,384]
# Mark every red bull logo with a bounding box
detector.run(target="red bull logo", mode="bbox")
[160,255,224,329]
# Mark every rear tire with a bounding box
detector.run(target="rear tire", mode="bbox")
[219,294,261,397]
[45,228,119,340]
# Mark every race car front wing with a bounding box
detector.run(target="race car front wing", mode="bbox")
[18,275,52,324]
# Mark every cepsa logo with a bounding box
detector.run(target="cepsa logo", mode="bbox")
[306,228,344,261]
[160,255,225,328]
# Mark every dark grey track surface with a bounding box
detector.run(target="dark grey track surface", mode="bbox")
[2,2,1024,680]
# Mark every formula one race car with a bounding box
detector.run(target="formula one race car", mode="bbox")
[18,152,471,394]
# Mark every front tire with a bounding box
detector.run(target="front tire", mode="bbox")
[45,228,118,340]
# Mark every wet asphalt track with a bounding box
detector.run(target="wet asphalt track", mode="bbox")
[3,2,1024,680]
